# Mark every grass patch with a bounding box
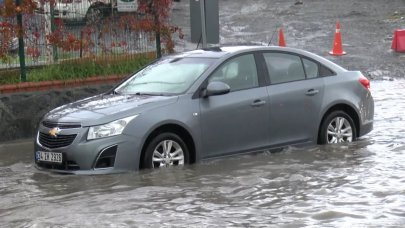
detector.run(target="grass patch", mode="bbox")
[0,69,21,85]
[0,53,154,85]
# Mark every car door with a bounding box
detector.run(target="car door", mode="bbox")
[199,54,269,157]
[262,52,325,145]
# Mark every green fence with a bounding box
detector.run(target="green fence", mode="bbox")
[1,1,156,82]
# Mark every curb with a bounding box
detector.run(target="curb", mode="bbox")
[0,75,125,94]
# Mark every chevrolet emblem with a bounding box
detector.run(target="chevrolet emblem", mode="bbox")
[48,127,61,138]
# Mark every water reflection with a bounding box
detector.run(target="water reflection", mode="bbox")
[1,80,405,227]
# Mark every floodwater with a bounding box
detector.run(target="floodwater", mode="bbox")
[1,80,405,227]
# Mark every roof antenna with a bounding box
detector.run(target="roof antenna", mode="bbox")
[267,28,278,46]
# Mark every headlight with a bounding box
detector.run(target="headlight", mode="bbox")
[87,115,138,140]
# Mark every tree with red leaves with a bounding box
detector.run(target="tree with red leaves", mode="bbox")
[137,0,182,57]
[0,0,182,62]
[0,0,36,60]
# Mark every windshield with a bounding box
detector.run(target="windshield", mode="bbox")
[115,57,215,95]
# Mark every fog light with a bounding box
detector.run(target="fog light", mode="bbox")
[94,145,117,169]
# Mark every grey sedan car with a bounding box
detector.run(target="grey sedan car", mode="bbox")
[34,46,374,174]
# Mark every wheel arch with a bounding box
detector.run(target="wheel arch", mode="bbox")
[139,123,196,169]
[317,103,360,144]
[88,2,108,10]
[86,2,109,19]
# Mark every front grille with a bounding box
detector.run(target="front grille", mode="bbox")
[39,132,77,149]
[37,160,80,171]
[42,121,81,129]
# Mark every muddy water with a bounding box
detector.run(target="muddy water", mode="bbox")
[1,80,405,227]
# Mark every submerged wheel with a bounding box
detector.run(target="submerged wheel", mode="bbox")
[142,133,189,169]
[319,110,356,144]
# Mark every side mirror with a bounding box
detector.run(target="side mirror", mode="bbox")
[203,81,230,97]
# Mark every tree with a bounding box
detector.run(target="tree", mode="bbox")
[0,0,36,60]
[0,0,182,62]
[137,0,183,58]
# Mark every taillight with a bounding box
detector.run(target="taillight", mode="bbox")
[359,75,370,90]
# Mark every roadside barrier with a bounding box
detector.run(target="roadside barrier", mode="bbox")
[329,21,346,56]
[391,29,405,52]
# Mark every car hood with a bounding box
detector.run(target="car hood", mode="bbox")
[44,94,178,126]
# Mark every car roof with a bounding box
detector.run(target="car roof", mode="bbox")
[172,46,265,58]
[173,45,317,59]
[170,45,347,72]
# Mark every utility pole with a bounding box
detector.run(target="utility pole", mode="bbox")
[50,4,58,62]
[155,12,162,58]
[199,0,207,48]
[190,0,218,47]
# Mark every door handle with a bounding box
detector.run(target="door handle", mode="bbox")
[306,89,319,96]
[251,100,266,107]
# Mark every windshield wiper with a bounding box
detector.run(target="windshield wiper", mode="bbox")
[132,81,179,85]
[135,92,158,96]
[112,90,121,95]
[134,92,171,96]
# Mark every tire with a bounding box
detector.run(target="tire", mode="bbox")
[142,133,189,169]
[319,110,356,144]
[85,6,103,24]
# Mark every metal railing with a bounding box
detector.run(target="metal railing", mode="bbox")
[1,2,156,74]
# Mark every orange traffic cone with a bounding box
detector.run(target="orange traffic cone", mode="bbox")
[278,28,286,47]
[329,21,346,56]
[391,29,405,52]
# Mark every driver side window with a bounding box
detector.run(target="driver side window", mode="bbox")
[209,54,259,92]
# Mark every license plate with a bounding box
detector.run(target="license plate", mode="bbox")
[36,151,63,163]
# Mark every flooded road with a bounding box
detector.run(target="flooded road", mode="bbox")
[1,79,405,227]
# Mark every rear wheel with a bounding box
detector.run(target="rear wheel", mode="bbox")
[142,133,189,169]
[319,110,356,144]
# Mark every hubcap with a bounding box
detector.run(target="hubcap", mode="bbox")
[87,8,101,23]
[152,140,184,168]
[326,117,353,143]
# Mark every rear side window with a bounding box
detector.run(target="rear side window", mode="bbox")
[263,53,305,84]
[302,58,319,79]
[319,64,335,77]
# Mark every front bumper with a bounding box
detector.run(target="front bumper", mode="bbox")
[359,121,373,137]
[34,125,143,174]
[34,6,85,21]
[359,90,374,137]
[34,164,128,175]
[53,9,85,21]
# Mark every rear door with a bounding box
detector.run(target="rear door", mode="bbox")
[262,52,325,145]
[199,53,269,157]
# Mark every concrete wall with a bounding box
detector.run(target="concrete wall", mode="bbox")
[0,85,114,142]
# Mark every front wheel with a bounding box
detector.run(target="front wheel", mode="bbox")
[142,133,189,169]
[319,110,356,144]
[85,6,104,24]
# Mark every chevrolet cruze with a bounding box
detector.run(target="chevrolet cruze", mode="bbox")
[34,46,374,174]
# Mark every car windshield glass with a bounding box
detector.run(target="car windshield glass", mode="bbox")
[115,57,215,95]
